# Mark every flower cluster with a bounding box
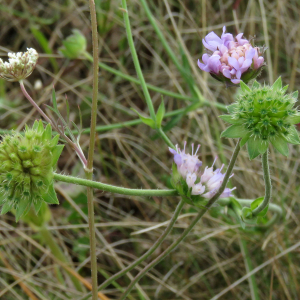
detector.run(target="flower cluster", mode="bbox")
[0,48,38,82]
[198,26,264,84]
[0,120,64,221]
[221,78,300,159]
[169,143,235,205]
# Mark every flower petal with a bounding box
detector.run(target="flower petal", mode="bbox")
[228,57,240,70]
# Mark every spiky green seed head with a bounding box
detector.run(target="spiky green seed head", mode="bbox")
[220,77,300,159]
[0,120,64,221]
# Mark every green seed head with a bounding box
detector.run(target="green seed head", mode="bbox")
[220,78,300,159]
[0,120,64,221]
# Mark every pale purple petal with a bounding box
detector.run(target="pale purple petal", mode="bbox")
[228,57,240,70]
[238,56,245,66]
[231,78,240,84]
[236,33,249,46]
[246,48,255,60]
[240,58,252,73]
[202,39,217,52]
[205,31,222,43]
[174,154,182,166]
[202,53,209,64]
[207,55,221,74]
[236,70,241,79]
[169,148,177,155]
[198,59,211,72]
[222,68,231,78]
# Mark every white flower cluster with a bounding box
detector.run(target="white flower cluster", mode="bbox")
[0,48,38,81]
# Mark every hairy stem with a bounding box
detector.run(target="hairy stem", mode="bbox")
[53,173,177,197]
[252,150,272,216]
[86,0,99,298]
[120,140,241,299]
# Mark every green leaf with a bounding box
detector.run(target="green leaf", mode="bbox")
[131,109,156,129]
[283,126,300,145]
[240,132,251,147]
[42,185,59,205]
[250,196,269,217]
[230,197,242,210]
[15,198,31,222]
[272,77,282,90]
[227,103,238,114]
[52,88,58,111]
[219,115,244,125]
[292,90,298,100]
[288,115,300,125]
[247,137,261,160]
[43,123,52,141]
[252,80,260,89]
[240,81,251,92]
[282,85,289,93]
[221,125,248,139]
[32,120,39,131]
[1,201,13,215]
[271,136,289,156]
[34,200,43,214]
[258,141,269,154]
[241,207,252,219]
[156,100,165,128]
[52,145,64,167]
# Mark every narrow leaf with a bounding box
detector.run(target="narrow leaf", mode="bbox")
[240,132,251,147]
[252,80,260,89]
[156,100,165,128]
[131,109,156,129]
[42,185,59,205]
[283,126,300,145]
[271,136,289,156]
[272,77,282,90]
[240,81,251,92]
[221,125,248,139]
[247,137,261,160]
[227,103,238,114]
[219,115,244,125]
[52,145,64,167]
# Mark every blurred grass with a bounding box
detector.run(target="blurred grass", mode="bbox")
[0,0,300,299]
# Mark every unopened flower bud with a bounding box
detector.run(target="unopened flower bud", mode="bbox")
[59,30,87,59]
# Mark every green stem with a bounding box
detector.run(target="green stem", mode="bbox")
[252,150,272,217]
[120,140,241,299]
[86,0,99,298]
[158,128,175,148]
[94,200,185,294]
[39,226,84,292]
[54,173,177,197]
[240,239,260,300]
[122,0,156,121]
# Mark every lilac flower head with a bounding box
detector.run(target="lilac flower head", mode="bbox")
[169,142,202,178]
[170,143,235,202]
[198,26,264,85]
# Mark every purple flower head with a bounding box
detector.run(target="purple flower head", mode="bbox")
[170,143,236,200]
[169,142,202,178]
[198,26,264,85]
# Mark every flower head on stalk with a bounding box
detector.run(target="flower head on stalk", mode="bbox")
[0,120,63,221]
[169,143,235,206]
[0,48,38,82]
[198,26,264,85]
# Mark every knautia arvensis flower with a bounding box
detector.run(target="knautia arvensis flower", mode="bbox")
[169,142,235,206]
[220,78,300,159]
[198,26,264,85]
[0,120,64,221]
[0,48,38,81]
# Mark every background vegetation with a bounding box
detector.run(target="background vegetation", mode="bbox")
[0,0,300,299]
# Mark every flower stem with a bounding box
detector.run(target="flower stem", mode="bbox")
[158,128,175,148]
[252,150,272,217]
[19,80,52,124]
[96,200,184,292]
[86,0,99,298]
[120,140,241,299]
[53,173,177,197]
[121,0,156,121]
